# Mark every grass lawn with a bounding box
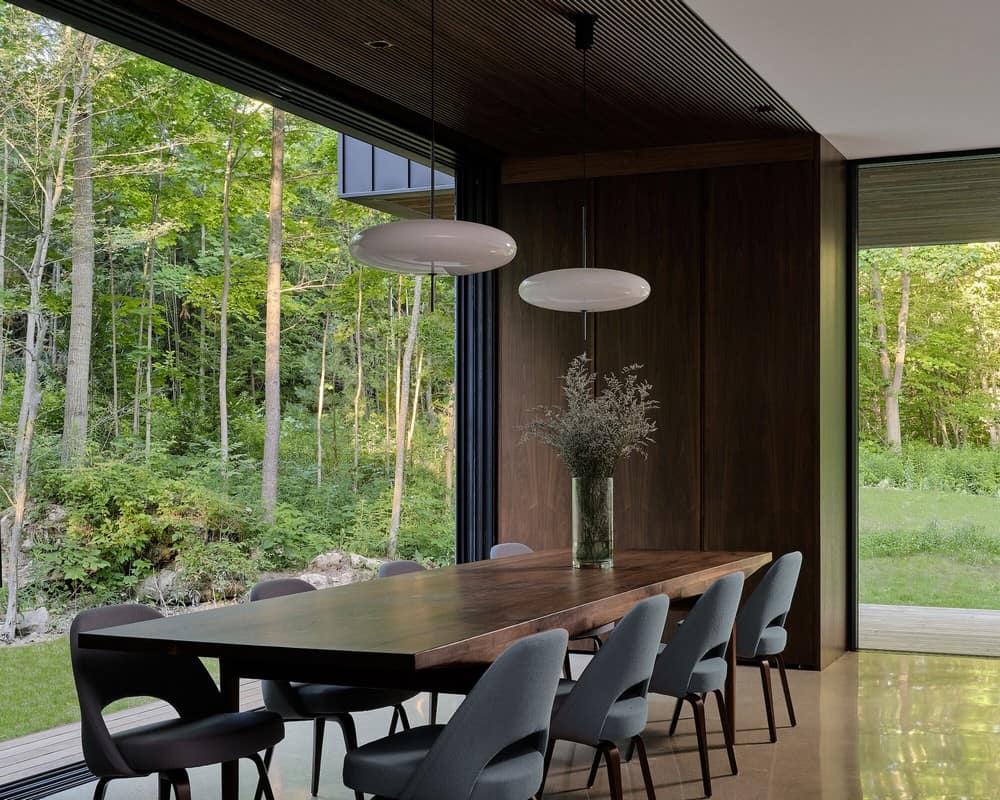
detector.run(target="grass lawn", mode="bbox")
[0,635,221,743]
[860,487,1000,609]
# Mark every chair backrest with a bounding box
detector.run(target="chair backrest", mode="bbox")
[551,595,669,745]
[249,578,317,718]
[70,604,222,777]
[401,629,568,800]
[250,576,316,601]
[651,572,745,697]
[377,559,426,578]
[489,542,534,559]
[735,551,802,658]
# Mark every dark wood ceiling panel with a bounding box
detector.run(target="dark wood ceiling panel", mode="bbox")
[173,0,811,156]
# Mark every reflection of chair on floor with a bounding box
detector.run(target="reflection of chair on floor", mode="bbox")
[250,578,417,799]
[344,629,568,800]
[71,604,284,800]
[489,542,616,678]
[735,551,803,742]
[649,573,744,798]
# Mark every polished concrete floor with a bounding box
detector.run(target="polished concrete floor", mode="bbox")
[48,650,1000,800]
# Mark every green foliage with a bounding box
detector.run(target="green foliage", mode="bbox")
[860,442,1000,494]
[860,522,1000,565]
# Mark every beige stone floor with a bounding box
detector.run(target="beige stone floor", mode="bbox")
[47,650,1000,800]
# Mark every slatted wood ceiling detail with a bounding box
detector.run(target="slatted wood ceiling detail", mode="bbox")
[859,156,1000,248]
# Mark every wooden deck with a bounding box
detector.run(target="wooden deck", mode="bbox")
[859,603,1000,658]
[0,680,263,786]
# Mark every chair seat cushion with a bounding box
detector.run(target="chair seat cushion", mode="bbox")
[114,711,283,773]
[653,645,728,696]
[288,682,417,715]
[344,725,543,800]
[344,724,445,797]
[550,680,648,744]
[753,626,788,657]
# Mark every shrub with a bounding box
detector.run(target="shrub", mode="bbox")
[859,442,1000,495]
[859,521,1000,565]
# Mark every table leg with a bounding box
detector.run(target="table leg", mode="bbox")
[725,626,736,735]
[220,659,240,800]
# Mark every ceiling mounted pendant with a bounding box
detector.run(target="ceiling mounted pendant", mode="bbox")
[349,0,516,278]
[518,13,650,330]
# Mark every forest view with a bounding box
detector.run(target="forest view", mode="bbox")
[0,5,456,647]
[858,242,1000,611]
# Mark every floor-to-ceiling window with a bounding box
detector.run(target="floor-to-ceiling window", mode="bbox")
[856,154,1000,657]
[0,1,456,788]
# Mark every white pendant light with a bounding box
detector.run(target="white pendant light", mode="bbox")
[349,0,516,277]
[518,13,650,323]
[519,267,650,311]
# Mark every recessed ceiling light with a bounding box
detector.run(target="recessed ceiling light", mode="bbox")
[365,39,394,49]
[753,103,776,113]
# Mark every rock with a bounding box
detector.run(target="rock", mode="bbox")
[309,551,344,571]
[16,606,50,636]
[298,572,330,589]
[137,569,196,605]
[349,553,382,572]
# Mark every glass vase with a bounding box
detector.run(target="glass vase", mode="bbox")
[572,476,614,569]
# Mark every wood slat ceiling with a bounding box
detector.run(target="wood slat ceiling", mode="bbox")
[859,157,1000,248]
[175,0,811,156]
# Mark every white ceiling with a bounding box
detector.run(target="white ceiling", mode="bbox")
[688,0,1000,159]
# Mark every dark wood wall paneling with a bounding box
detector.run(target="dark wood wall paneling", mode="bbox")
[497,135,848,668]
[498,180,592,550]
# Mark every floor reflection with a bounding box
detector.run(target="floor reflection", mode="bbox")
[45,650,1000,800]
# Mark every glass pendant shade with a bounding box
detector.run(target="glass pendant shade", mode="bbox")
[518,267,651,312]
[349,218,517,276]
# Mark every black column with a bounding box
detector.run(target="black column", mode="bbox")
[454,159,500,563]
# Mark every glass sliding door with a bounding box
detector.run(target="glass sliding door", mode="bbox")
[856,154,1000,657]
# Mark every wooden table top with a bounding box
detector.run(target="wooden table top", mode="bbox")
[80,549,771,673]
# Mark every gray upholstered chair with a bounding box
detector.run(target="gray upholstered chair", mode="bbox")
[735,551,803,742]
[377,558,425,578]
[489,541,615,678]
[377,559,440,723]
[70,604,283,800]
[343,628,569,800]
[250,578,417,800]
[489,542,533,559]
[649,572,744,797]
[540,595,670,800]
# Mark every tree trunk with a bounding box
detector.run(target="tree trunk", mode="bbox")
[61,86,94,465]
[872,262,910,453]
[109,241,120,438]
[406,348,424,452]
[444,384,455,510]
[353,267,363,492]
[143,180,160,461]
[261,108,284,522]
[316,309,331,488]
[387,277,423,560]
[218,101,240,482]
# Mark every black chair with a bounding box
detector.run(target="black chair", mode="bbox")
[250,578,417,799]
[70,604,283,800]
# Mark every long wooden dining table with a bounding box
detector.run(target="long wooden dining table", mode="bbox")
[80,548,771,800]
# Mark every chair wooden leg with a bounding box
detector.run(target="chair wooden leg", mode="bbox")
[563,651,572,680]
[586,747,602,788]
[712,689,738,775]
[430,691,439,724]
[689,694,713,797]
[668,696,684,736]
[247,753,276,800]
[389,705,399,735]
[632,736,656,800]
[158,774,171,800]
[330,714,362,800]
[252,747,274,800]
[758,658,777,743]
[775,654,797,727]
[311,718,326,797]
[602,742,625,800]
[538,738,556,797]
[167,770,191,800]
[624,737,636,762]
[93,777,113,800]
[397,703,411,731]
